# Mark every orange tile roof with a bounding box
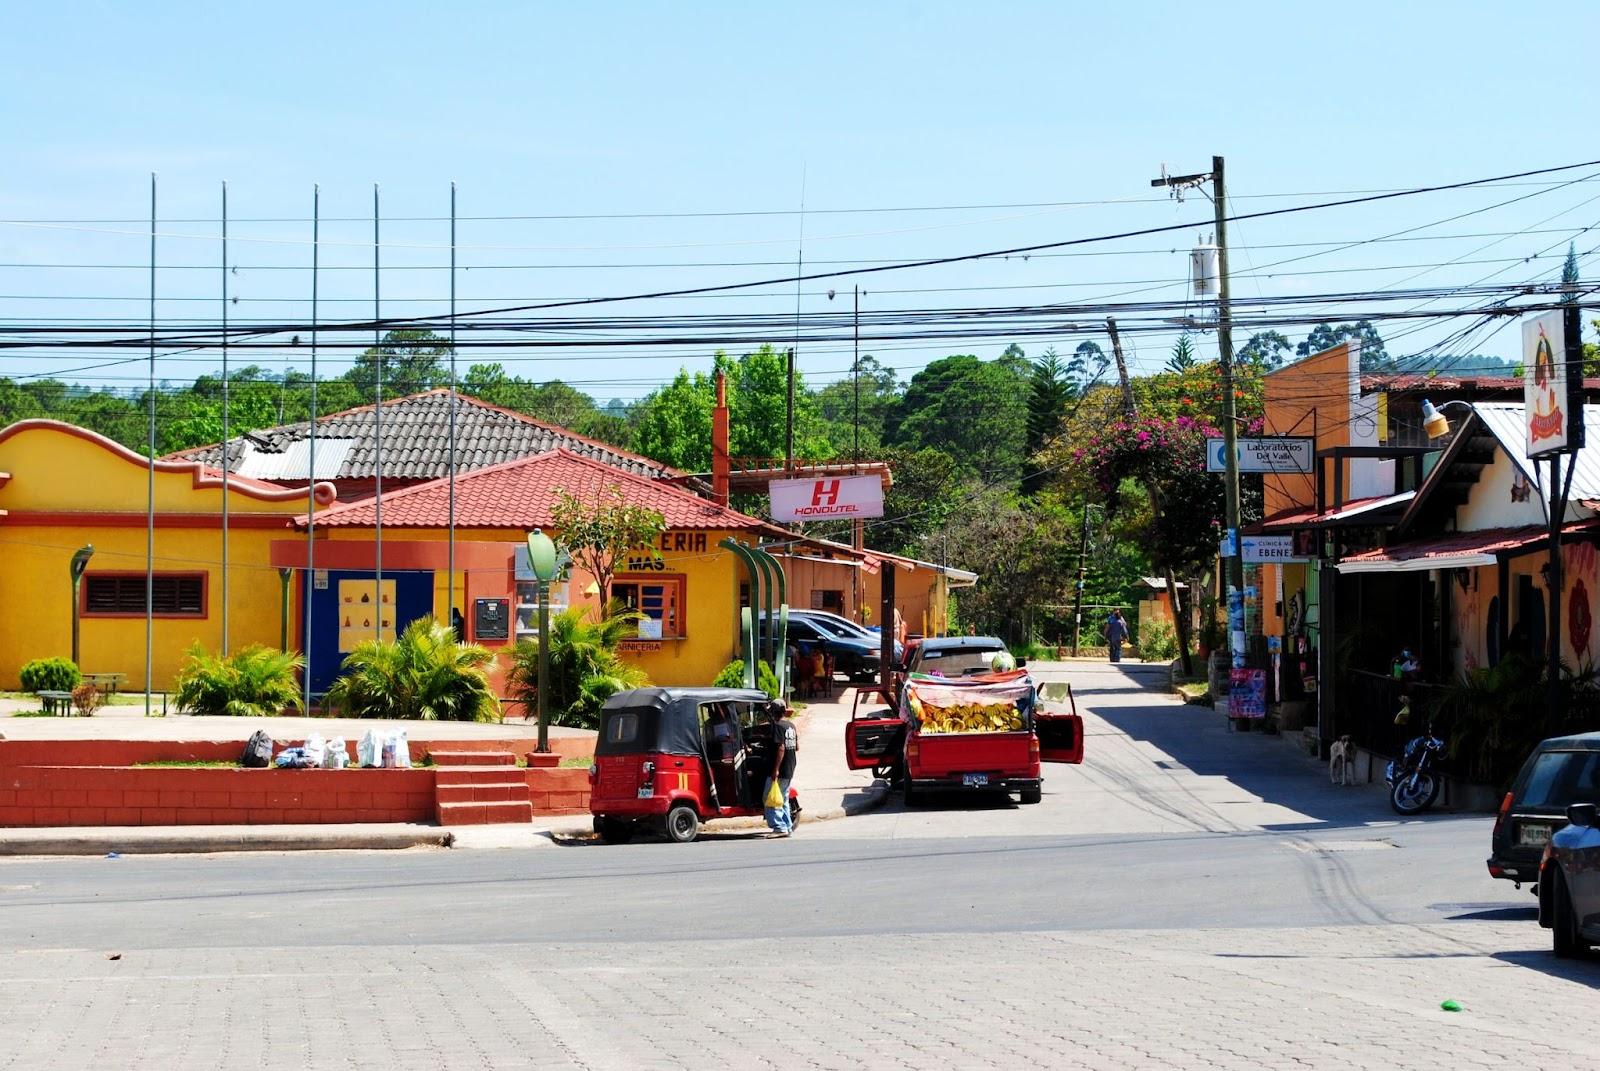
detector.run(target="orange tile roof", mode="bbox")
[298,447,770,532]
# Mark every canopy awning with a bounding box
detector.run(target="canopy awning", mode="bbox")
[1335,524,1589,574]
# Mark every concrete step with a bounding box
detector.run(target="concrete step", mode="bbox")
[429,750,516,767]
[435,800,533,826]
[435,782,529,804]
[436,767,525,785]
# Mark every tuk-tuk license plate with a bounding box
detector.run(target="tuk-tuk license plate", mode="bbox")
[636,787,654,799]
[962,773,989,787]
[1517,823,1552,848]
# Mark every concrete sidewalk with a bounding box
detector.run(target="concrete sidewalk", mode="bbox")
[0,687,889,854]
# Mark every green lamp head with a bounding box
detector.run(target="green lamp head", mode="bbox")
[526,528,559,582]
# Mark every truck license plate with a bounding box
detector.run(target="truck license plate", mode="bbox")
[1517,823,1552,848]
[962,773,989,787]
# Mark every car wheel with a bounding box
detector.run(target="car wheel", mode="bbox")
[594,817,633,844]
[1552,872,1591,958]
[664,803,700,844]
[1020,787,1042,805]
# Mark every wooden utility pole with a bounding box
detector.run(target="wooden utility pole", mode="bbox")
[1108,317,1194,678]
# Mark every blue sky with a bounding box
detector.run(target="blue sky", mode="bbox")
[3,1,1597,400]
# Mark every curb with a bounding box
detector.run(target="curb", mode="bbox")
[0,827,455,857]
[551,780,891,843]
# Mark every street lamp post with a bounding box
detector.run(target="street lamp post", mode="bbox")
[526,528,560,753]
[70,545,94,668]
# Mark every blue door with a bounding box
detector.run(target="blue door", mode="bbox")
[304,569,435,696]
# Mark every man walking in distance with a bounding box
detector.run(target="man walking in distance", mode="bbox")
[765,702,798,837]
[1106,609,1130,664]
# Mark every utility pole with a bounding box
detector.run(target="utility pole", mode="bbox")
[785,346,796,473]
[1152,156,1241,677]
[1071,500,1090,657]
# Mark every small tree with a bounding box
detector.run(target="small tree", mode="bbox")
[551,486,667,608]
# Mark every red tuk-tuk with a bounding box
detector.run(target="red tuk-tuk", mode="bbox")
[588,687,800,843]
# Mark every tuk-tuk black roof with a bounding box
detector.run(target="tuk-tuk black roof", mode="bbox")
[597,687,773,757]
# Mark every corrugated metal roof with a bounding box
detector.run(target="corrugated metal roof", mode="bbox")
[234,437,355,480]
[1471,403,1600,501]
[168,389,674,482]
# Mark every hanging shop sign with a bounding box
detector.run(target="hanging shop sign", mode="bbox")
[769,474,884,521]
[1523,310,1584,457]
[1206,437,1314,474]
[1241,535,1309,564]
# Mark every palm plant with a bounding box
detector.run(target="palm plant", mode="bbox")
[507,601,648,730]
[173,643,304,717]
[327,617,500,722]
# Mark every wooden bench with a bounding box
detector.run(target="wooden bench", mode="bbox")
[82,672,126,695]
[35,690,74,716]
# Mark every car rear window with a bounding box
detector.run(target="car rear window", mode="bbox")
[918,648,1005,676]
[1520,750,1600,809]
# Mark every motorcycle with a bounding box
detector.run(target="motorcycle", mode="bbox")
[1385,727,1445,815]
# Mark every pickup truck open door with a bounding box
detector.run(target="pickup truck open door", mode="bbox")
[845,689,905,771]
[1035,683,1084,764]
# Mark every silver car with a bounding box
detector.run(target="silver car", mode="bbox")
[1539,798,1600,958]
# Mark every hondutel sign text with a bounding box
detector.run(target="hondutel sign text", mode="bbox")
[769,474,885,521]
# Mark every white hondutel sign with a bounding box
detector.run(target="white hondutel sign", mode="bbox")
[769,474,885,521]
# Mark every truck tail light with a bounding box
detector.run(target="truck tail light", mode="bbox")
[1029,736,1040,762]
[906,739,919,763]
[587,764,598,782]
[1492,791,1513,840]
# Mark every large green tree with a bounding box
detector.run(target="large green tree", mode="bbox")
[886,354,1030,484]
[347,329,453,397]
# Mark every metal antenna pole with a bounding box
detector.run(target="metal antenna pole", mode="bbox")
[373,184,383,642]
[305,184,319,711]
[448,181,458,625]
[220,179,230,654]
[853,285,860,467]
[146,173,156,716]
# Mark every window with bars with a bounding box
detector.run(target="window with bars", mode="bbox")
[83,573,206,617]
[614,575,685,640]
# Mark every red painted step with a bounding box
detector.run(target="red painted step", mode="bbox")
[436,767,524,785]
[436,800,533,826]
[436,781,528,804]
[429,750,516,767]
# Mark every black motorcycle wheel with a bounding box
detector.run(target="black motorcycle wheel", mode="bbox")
[1389,772,1439,815]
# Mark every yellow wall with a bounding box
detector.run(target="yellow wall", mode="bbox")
[1263,343,1354,516]
[0,422,315,690]
[321,525,748,688]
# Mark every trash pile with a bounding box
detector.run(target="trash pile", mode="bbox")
[239,729,411,769]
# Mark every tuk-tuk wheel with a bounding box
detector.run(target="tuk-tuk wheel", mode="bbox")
[594,817,633,844]
[664,803,700,843]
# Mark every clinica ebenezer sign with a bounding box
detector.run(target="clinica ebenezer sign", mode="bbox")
[769,474,885,521]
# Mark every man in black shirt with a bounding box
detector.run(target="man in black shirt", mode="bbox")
[764,702,798,836]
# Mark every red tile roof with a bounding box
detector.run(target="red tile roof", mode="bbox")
[1252,494,1411,533]
[298,447,771,532]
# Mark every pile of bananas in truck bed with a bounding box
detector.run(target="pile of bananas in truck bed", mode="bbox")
[913,699,1024,734]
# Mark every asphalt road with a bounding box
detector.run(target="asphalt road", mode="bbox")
[3,661,1594,1070]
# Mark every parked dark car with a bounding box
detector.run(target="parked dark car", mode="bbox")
[761,613,899,683]
[1488,731,1600,889]
[1539,799,1600,957]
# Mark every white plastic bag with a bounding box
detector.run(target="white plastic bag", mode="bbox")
[324,737,348,769]
[382,729,411,769]
[357,729,381,768]
[303,734,326,768]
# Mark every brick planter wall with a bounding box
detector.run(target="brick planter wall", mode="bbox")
[0,767,435,827]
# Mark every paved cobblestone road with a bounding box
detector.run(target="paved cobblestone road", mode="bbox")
[1,922,1593,1069]
[3,663,1594,1068]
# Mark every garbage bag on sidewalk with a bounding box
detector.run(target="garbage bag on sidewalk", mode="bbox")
[241,730,274,768]
[303,734,326,768]
[323,737,348,769]
[381,729,411,769]
[274,746,316,769]
[357,730,381,768]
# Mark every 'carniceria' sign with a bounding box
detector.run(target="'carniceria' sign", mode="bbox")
[1206,437,1314,474]
[769,474,885,521]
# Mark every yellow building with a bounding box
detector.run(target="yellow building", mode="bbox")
[282,447,790,692]
[0,420,332,690]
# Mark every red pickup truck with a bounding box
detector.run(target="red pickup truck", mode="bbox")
[845,670,1083,805]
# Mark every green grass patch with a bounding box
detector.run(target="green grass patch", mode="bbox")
[134,759,239,768]
[7,709,61,718]
[559,755,592,768]
[1175,681,1211,702]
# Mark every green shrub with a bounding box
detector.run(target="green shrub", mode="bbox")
[507,602,646,730]
[712,659,780,699]
[1136,619,1180,662]
[329,618,500,722]
[173,644,304,717]
[20,657,80,692]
